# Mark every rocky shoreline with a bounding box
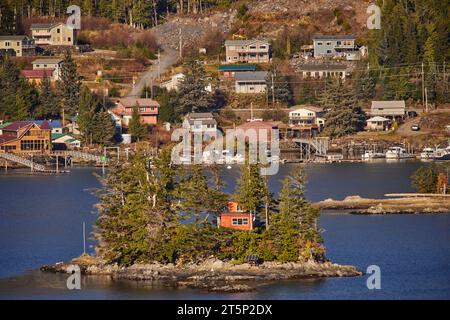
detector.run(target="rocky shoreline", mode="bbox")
[41,255,362,292]
[316,195,450,214]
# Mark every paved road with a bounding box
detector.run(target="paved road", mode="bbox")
[126,47,179,98]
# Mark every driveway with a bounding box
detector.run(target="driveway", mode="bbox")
[126,47,179,98]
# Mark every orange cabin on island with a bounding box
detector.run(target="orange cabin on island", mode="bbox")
[218,202,254,231]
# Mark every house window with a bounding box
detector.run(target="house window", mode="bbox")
[249,45,256,49]
[326,42,331,45]
[68,37,71,42]
[17,42,20,46]
[57,29,60,33]
[139,107,146,112]
[337,41,341,45]
[327,50,332,54]
[317,42,322,45]
[260,45,266,49]
[5,41,10,46]
[232,218,249,225]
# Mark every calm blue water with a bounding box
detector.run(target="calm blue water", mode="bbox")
[0,162,449,299]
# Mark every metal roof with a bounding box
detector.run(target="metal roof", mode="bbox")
[224,39,270,46]
[312,34,356,40]
[235,71,268,82]
[299,63,348,71]
[371,101,406,109]
[218,65,257,71]
[0,35,30,41]
[32,58,64,65]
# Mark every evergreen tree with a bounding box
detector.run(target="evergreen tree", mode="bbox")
[14,91,30,120]
[178,59,210,114]
[58,51,81,120]
[411,164,439,193]
[77,86,115,145]
[355,68,376,100]
[95,148,178,265]
[0,59,21,119]
[234,155,267,218]
[269,166,323,262]
[92,108,116,146]
[317,79,365,138]
[156,88,180,123]
[266,66,292,106]
[36,76,59,119]
[128,104,147,141]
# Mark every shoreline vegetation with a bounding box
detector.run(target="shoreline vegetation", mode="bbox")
[40,145,363,292]
[317,195,450,214]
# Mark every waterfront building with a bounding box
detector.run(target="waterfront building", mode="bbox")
[288,105,326,132]
[0,120,52,154]
[182,112,218,138]
[366,116,391,131]
[218,202,254,231]
[51,133,81,149]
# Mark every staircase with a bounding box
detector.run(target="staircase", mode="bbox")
[292,138,329,156]
[52,150,105,163]
[0,152,54,173]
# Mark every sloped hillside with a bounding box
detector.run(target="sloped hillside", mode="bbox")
[233,0,372,40]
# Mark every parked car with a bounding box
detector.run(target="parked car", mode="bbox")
[411,124,420,131]
[407,111,418,118]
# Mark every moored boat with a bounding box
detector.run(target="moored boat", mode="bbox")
[385,146,414,159]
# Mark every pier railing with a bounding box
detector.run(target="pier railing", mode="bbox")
[0,152,55,173]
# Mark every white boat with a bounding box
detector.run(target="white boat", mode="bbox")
[420,147,435,160]
[362,150,386,160]
[385,146,414,159]
[434,146,450,161]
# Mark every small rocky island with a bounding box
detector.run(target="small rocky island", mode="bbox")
[42,148,362,292]
[317,195,450,214]
[42,255,361,292]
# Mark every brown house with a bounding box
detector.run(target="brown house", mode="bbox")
[218,202,254,231]
[0,121,52,154]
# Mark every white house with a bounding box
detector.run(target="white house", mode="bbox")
[160,73,185,91]
[366,116,391,131]
[183,112,218,138]
[52,133,81,148]
[371,101,406,120]
[289,106,326,131]
[32,58,64,81]
[235,71,268,94]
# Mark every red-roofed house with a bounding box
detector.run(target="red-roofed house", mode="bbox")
[235,120,279,143]
[112,98,160,126]
[0,120,52,154]
[21,69,55,85]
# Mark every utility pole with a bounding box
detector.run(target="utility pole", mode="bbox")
[157,48,161,81]
[179,28,183,59]
[82,221,86,255]
[421,62,425,107]
[271,74,275,107]
[425,88,429,113]
[250,102,253,121]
